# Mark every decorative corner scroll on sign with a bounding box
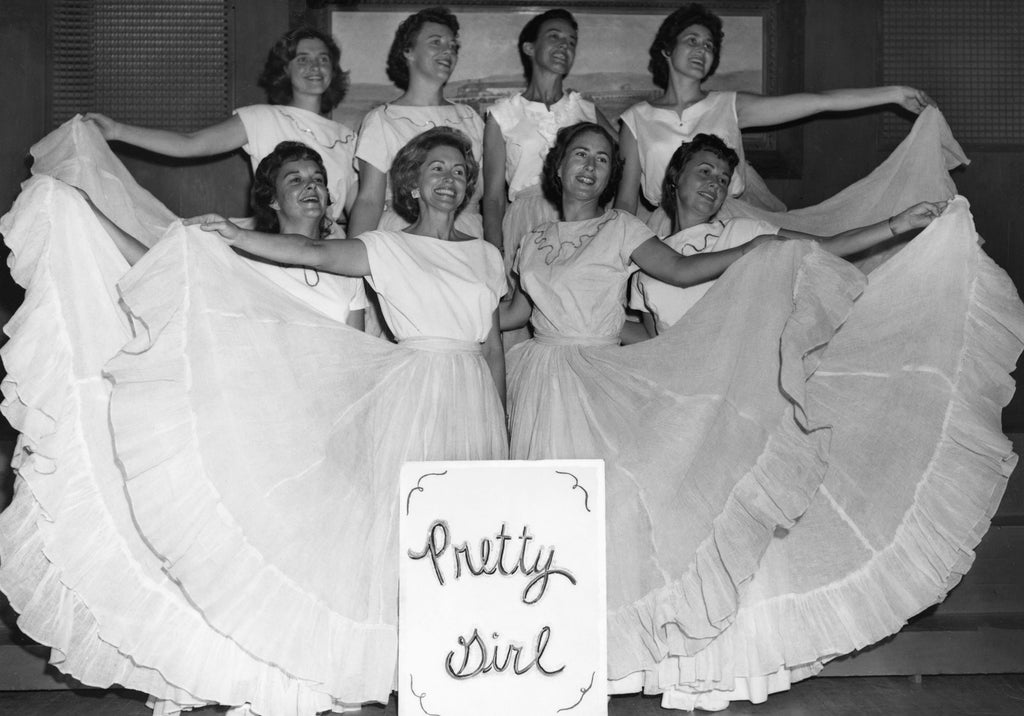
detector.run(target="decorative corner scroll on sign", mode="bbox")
[406,469,448,516]
[555,470,591,513]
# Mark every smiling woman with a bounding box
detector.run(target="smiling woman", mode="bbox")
[347,7,485,242]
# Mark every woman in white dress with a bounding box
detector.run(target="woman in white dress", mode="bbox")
[348,7,485,239]
[482,8,613,266]
[615,3,934,232]
[502,120,1021,710]
[0,124,506,715]
[631,133,945,337]
[83,26,366,328]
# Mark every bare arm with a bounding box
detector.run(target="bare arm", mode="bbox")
[345,310,365,331]
[631,235,769,288]
[83,112,248,158]
[594,106,617,137]
[619,318,652,345]
[482,309,507,413]
[499,280,532,332]
[736,86,934,129]
[186,214,371,277]
[77,189,148,265]
[613,123,642,215]
[482,116,509,253]
[347,160,388,238]
[777,201,947,257]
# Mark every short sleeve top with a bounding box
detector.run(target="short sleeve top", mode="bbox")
[619,91,746,206]
[515,210,653,340]
[355,103,485,211]
[488,91,597,201]
[630,217,778,332]
[359,230,506,342]
[234,104,358,223]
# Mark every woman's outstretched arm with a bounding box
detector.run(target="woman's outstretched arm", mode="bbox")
[736,86,934,129]
[777,201,948,257]
[631,234,769,288]
[83,113,248,158]
[187,214,371,277]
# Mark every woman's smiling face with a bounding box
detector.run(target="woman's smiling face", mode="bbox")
[674,149,732,220]
[415,144,469,213]
[558,130,613,203]
[270,158,328,223]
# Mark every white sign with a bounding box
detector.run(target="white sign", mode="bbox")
[399,460,608,716]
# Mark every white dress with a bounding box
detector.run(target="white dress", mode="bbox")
[355,102,485,237]
[234,104,358,225]
[232,104,368,323]
[489,91,597,268]
[506,196,1023,710]
[630,217,778,333]
[0,118,508,715]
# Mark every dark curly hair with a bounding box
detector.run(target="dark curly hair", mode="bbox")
[648,4,724,89]
[252,141,332,237]
[390,127,479,223]
[661,133,738,227]
[541,122,622,210]
[258,27,349,114]
[518,9,578,83]
[385,7,460,91]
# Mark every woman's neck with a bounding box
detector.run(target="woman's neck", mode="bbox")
[279,217,320,239]
[561,196,603,223]
[657,74,706,110]
[522,71,566,108]
[406,208,462,241]
[394,79,447,107]
[288,92,323,115]
[673,204,716,234]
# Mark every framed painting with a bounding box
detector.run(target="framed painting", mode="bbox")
[292,1,804,177]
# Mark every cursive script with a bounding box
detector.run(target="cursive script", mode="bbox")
[408,520,576,605]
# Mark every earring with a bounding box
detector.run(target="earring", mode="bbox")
[411,188,421,199]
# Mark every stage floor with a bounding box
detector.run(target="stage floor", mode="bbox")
[0,674,1022,715]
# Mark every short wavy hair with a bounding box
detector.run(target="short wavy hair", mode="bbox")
[252,141,332,238]
[258,27,349,114]
[390,127,479,223]
[541,122,623,210]
[385,7,460,91]
[648,4,724,89]
[660,133,739,226]
[517,9,578,83]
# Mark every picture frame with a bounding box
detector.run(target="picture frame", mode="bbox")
[292,1,805,178]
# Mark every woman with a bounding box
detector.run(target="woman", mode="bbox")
[193,126,507,405]
[481,8,613,266]
[615,3,933,231]
[84,27,366,329]
[0,121,505,714]
[631,133,944,336]
[84,140,368,329]
[502,122,1021,710]
[85,27,358,231]
[348,7,485,239]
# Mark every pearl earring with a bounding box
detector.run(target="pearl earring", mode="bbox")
[411,188,421,199]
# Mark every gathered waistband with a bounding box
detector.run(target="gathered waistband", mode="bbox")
[399,337,483,354]
[533,333,618,347]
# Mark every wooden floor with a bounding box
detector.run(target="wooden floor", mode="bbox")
[0,675,1022,715]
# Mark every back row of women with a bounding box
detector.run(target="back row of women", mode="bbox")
[1,4,1021,716]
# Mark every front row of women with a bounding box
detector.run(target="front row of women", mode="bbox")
[1,114,1019,716]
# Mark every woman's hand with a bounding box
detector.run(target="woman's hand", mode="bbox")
[184,213,245,243]
[890,200,948,235]
[82,112,120,141]
[893,86,935,114]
